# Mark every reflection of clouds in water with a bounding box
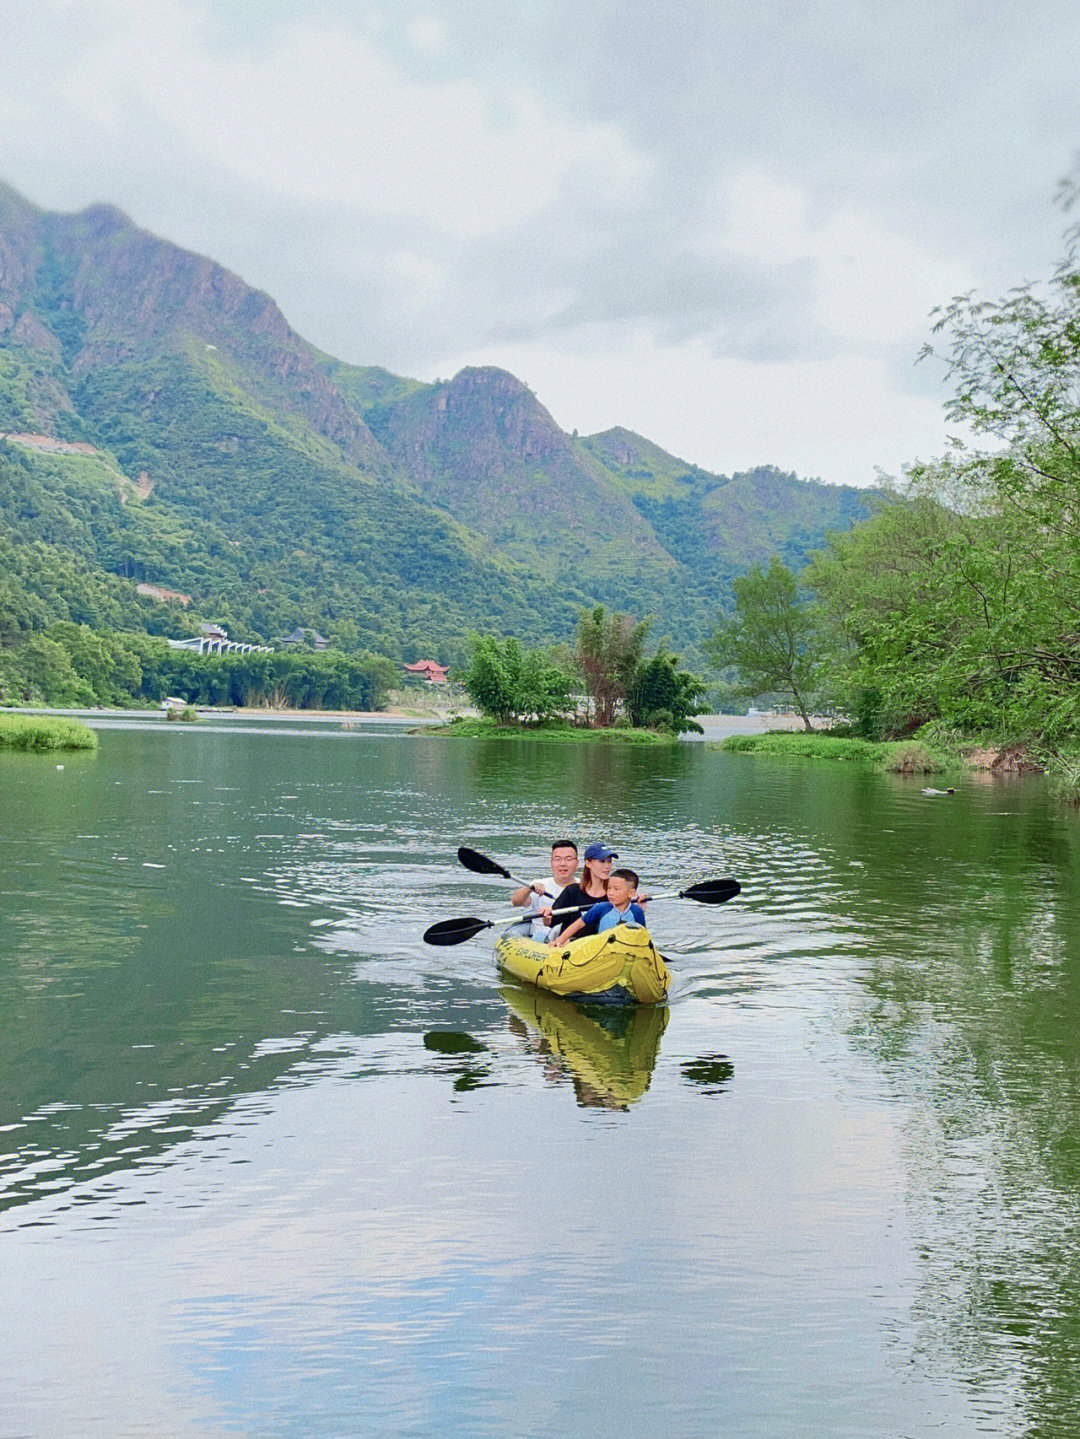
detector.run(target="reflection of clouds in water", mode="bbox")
[39,1041,934,1439]
[249,1036,313,1059]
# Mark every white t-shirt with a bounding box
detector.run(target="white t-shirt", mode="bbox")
[524,876,562,940]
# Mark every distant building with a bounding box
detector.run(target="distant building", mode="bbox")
[403,659,449,685]
[276,627,329,650]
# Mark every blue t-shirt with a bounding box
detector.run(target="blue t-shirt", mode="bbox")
[583,900,646,932]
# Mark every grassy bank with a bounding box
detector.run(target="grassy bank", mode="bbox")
[0,714,98,751]
[719,730,952,773]
[427,718,675,744]
[1040,750,1080,805]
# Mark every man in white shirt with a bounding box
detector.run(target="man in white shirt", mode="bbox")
[510,839,578,940]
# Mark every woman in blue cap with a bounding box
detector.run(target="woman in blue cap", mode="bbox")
[543,842,618,938]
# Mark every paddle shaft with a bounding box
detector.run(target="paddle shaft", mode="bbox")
[502,887,694,923]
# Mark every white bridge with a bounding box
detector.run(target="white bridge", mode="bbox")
[166,635,272,656]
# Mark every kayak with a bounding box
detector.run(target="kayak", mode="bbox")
[495,922,670,1005]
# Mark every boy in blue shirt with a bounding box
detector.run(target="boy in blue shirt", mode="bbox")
[551,868,646,945]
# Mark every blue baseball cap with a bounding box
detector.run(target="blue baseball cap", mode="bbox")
[584,843,618,862]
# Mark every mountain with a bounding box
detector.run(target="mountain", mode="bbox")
[0,181,874,662]
[364,366,678,595]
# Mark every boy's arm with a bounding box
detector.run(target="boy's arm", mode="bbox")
[552,916,585,945]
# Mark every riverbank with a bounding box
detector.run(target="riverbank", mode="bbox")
[715,728,1080,803]
[3,701,449,726]
[2,705,824,744]
[719,731,951,772]
[426,717,675,742]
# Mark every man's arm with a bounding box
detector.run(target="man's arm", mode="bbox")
[512,879,548,907]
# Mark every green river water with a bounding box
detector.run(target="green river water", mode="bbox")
[3,717,1080,1437]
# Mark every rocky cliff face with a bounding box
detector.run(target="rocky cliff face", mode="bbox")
[0,184,381,465]
[367,366,671,573]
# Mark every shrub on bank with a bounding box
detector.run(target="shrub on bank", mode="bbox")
[881,741,944,774]
[0,715,98,751]
[429,717,672,744]
[721,732,881,761]
[1043,751,1080,805]
[720,730,950,772]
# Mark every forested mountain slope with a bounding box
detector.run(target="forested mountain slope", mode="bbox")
[0,181,873,660]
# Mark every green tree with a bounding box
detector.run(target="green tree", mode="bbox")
[8,635,96,706]
[573,606,649,727]
[463,635,574,723]
[803,494,961,736]
[799,193,1080,744]
[706,558,822,730]
[463,635,516,722]
[48,622,143,705]
[627,647,707,734]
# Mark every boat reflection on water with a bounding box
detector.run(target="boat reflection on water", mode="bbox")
[501,985,669,1110]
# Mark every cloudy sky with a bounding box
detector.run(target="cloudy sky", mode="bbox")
[4,0,1079,486]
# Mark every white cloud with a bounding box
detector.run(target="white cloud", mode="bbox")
[718,168,973,349]
[435,326,950,487]
[2,0,1078,487]
[406,13,449,55]
[46,10,649,240]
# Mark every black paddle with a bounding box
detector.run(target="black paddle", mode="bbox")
[423,877,741,946]
[456,845,533,887]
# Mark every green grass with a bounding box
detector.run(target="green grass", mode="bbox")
[427,717,674,744]
[1042,749,1080,805]
[719,730,950,772]
[0,714,98,751]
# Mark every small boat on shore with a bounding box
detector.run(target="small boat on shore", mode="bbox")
[495,922,671,1005]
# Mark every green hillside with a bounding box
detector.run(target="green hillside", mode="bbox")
[0,179,874,673]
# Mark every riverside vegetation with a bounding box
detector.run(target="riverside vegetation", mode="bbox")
[0,619,397,712]
[450,607,708,738]
[720,732,951,773]
[0,714,97,751]
[706,186,1080,801]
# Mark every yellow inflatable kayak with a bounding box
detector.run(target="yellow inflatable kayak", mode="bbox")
[495,922,670,1005]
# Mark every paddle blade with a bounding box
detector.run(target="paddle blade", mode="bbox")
[423,916,495,946]
[457,846,512,880]
[679,878,741,905]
